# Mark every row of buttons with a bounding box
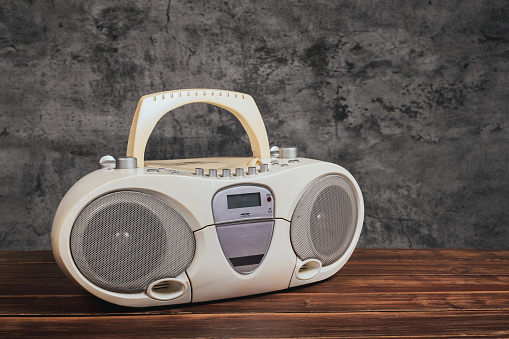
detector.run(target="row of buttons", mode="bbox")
[195,164,269,178]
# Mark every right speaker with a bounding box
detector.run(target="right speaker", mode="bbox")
[290,174,359,266]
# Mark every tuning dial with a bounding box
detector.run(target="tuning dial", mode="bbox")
[235,168,244,177]
[116,156,137,169]
[222,169,231,178]
[247,166,257,175]
[195,168,204,176]
[279,147,298,159]
[260,164,269,173]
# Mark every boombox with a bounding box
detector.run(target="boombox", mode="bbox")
[51,89,364,307]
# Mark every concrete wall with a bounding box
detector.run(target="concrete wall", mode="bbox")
[0,0,507,250]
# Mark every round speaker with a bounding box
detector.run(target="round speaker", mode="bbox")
[70,190,195,294]
[290,174,359,266]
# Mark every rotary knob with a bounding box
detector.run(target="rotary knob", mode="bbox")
[116,156,137,169]
[279,147,298,159]
[235,168,244,177]
[208,169,217,177]
[247,166,257,175]
[260,164,269,173]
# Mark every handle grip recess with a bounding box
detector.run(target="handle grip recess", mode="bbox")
[126,89,271,167]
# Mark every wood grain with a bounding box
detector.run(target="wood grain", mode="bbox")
[0,249,508,338]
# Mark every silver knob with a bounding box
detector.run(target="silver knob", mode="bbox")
[235,168,244,177]
[260,164,269,173]
[116,156,137,169]
[247,166,257,175]
[195,168,204,176]
[99,155,116,169]
[208,169,217,177]
[279,147,298,159]
[222,169,231,178]
[270,146,280,158]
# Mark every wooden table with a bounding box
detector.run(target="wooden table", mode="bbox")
[0,249,508,338]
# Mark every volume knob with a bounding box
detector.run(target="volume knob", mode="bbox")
[116,156,138,169]
[279,147,298,159]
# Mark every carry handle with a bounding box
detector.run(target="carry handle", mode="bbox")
[126,89,271,167]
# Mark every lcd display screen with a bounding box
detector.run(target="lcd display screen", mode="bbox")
[227,192,261,209]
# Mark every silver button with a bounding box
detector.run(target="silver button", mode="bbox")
[222,169,231,178]
[195,168,204,176]
[260,164,269,173]
[209,169,217,177]
[235,168,244,177]
[288,159,299,163]
[247,166,257,175]
[147,168,158,172]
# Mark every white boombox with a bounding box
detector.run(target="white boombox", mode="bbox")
[51,89,364,307]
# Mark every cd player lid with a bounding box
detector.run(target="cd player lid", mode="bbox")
[144,157,260,171]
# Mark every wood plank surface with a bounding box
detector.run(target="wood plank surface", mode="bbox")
[0,249,507,338]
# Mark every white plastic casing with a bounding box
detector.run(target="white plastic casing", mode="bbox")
[51,89,364,307]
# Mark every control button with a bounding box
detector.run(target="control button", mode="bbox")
[195,168,204,176]
[260,164,269,173]
[288,159,300,163]
[99,155,116,169]
[169,170,178,174]
[235,168,244,177]
[116,156,138,169]
[281,163,288,167]
[279,147,298,159]
[209,169,217,177]
[222,169,231,178]
[147,168,158,172]
[270,146,280,158]
[247,166,257,175]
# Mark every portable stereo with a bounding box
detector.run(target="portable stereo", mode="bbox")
[51,89,364,307]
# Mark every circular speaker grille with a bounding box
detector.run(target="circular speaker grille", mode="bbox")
[70,190,195,294]
[290,174,359,266]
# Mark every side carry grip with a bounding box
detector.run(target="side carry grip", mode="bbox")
[126,89,271,167]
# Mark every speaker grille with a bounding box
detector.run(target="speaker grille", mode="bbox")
[70,190,195,294]
[291,174,358,266]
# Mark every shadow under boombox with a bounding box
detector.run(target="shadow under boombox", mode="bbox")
[51,89,364,307]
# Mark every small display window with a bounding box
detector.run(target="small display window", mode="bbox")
[227,192,261,209]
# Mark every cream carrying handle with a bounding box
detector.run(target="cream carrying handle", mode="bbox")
[126,89,271,168]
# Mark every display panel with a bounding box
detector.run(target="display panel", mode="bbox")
[227,192,261,209]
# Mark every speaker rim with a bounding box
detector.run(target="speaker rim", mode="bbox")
[289,173,361,267]
[69,189,196,294]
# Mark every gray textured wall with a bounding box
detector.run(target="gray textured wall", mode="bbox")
[0,0,508,250]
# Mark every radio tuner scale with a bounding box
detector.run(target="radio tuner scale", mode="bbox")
[51,89,364,307]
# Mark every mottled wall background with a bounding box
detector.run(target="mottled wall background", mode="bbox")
[0,0,508,250]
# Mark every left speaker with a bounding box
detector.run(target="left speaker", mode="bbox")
[69,190,195,294]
